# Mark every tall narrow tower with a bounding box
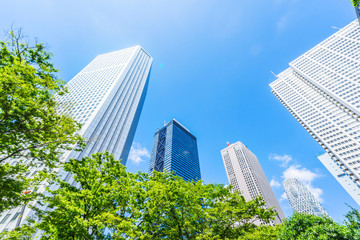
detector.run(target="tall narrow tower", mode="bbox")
[355,5,360,24]
[59,46,153,165]
[0,46,153,232]
[221,141,285,224]
[148,119,201,181]
[283,178,328,217]
[270,20,360,194]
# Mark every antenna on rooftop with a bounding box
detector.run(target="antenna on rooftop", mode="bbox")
[329,25,341,30]
[270,71,279,79]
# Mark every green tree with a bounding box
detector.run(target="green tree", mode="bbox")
[198,189,277,239]
[0,28,83,212]
[344,205,360,238]
[241,225,282,240]
[279,212,355,240]
[32,152,138,239]
[5,152,277,239]
[353,0,360,8]
[132,171,277,239]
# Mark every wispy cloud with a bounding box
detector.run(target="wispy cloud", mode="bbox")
[282,164,323,203]
[271,153,324,203]
[270,178,281,188]
[280,192,288,201]
[277,15,288,32]
[128,142,150,165]
[282,164,319,184]
[269,153,292,168]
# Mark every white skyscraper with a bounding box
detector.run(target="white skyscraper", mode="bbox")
[270,20,360,193]
[221,141,285,224]
[0,46,153,232]
[318,153,360,206]
[283,178,328,217]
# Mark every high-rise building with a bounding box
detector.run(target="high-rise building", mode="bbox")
[355,5,360,24]
[148,119,201,181]
[283,178,328,217]
[318,153,360,206]
[0,46,153,232]
[221,141,285,224]
[270,20,360,191]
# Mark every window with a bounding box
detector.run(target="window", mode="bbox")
[10,212,21,222]
[0,214,11,224]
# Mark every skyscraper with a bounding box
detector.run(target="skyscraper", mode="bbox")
[0,46,153,232]
[318,153,360,206]
[148,119,201,181]
[355,5,360,24]
[221,141,285,224]
[270,20,360,191]
[283,178,328,217]
[59,45,153,165]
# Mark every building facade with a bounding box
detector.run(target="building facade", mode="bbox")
[221,141,285,224]
[283,178,328,217]
[355,5,360,24]
[0,46,153,232]
[270,20,360,191]
[148,119,201,181]
[318,153,360,206]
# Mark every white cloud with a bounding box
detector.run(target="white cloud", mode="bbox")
[280,192,288,201]
[282,164,319,184]
[270,153,324,203]
[128,142,150,165]
[269,153,292,168]
[282,164,324,203]
[277,15,287,32]
[270,178,281,188]
[306,185,324,203]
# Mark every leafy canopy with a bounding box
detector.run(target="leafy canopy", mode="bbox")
[353,0,360,7]
[278,212,356,240]
[5,152,277,239]
[0,28,83,212]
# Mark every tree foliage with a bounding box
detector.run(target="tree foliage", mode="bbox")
[278,212,356,240]
[353,0,360,8]
[8,152,277,239]
[241,224,282,240]
[0,28,83,212]
[5,151,360,240]
[33,152,137,239]
[137,171,276,240]
[344,205,360,237]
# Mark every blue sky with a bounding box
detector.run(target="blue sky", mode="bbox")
[0,0,357,221]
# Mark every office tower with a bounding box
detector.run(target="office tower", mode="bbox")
[318,153,360,206]
[148,119,201,181]
[0,46,153,232]
[221,141,285,224]
[283,178,328,217]
[355,5,360,24]
[59,45,153,165]
[270,20,360,190]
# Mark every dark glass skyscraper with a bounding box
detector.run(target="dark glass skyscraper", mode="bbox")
[355,4,360,24]
[148,119,201,181]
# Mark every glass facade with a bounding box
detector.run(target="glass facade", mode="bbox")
[148,119,201,181]
[283,178,328,217]
[0,46,153,232]
[355,5,360,24]
[270,20,360,191]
